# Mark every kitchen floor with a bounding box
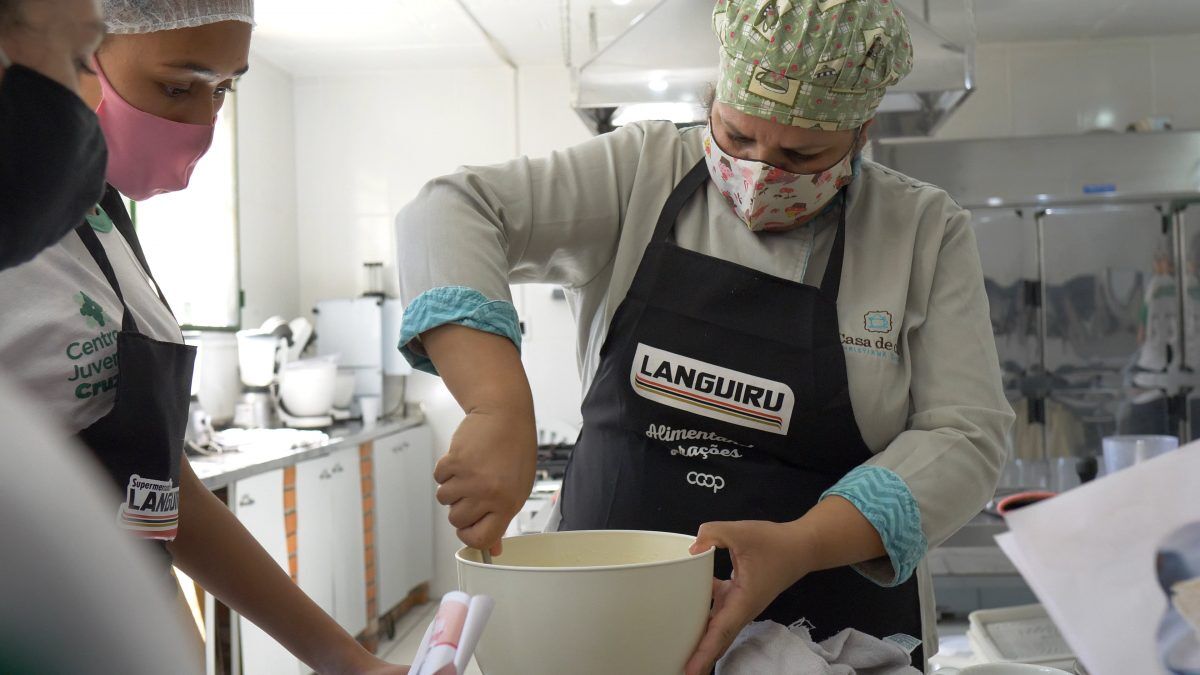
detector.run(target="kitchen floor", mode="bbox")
[377,604,976,673]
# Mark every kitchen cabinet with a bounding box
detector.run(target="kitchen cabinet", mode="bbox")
[232,470,300,674]
[296,446,368,650]
[373,426,435,613]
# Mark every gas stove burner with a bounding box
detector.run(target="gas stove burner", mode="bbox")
[535,443,574,480]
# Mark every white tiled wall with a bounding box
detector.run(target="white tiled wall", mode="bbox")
[936,33,1200,139]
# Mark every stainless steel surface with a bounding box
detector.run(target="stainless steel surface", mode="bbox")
[481,550,493,565]
[1035,209,1050,458]
[882,132,1200,460]
[190,414,426,491]
[940,514,1007,548]
[1174,207,1194,442]
[875,130,1200,209]
[571,0,977,137]
[929,514,1018,578]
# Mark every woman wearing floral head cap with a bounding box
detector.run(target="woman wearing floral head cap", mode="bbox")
[0,1,408,672]
[396,0,1013,671]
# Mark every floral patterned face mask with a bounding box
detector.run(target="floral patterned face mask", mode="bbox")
[702,123,857,232]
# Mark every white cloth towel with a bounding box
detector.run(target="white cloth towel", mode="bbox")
[716,621,922,675]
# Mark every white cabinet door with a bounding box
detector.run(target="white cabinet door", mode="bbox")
[400,426,435,593]
[374,426,436,612]
[328,446,367,637]
[233,470,300,674]
[373,432,410,612]
[295,456,335,621]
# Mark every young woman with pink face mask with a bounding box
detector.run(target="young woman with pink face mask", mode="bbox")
[0,2,409,673]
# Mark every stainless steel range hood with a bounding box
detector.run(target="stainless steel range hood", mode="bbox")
[572,0,976,137]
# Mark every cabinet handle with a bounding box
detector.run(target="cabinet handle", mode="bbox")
[393,442,410,453]
[332,463,344,474]
[320,470,331,480]
[239,495,255,507]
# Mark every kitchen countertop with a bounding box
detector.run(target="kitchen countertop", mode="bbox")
[190,414,426,490]
[928,511,1017,576]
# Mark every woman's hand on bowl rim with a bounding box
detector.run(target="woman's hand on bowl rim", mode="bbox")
[684,520,813,675]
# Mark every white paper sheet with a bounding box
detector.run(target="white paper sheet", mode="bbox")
[995,443,1200,675]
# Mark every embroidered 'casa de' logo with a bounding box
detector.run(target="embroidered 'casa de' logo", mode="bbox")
[865,311,893,334]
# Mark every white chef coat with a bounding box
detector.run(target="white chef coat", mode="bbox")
[1137,273,1200,372]
[395,121,1015,655]
[0,213,182,433]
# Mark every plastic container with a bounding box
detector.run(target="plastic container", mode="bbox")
[967,604,1075,670]
[1101,435,1179,475]
[237,330,283,389]
[1049,457,1082,494]
[278,358,337,417]
[457,530,713,675]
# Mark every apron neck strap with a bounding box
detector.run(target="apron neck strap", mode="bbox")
[75,223,141,334]
[819,191,849,300]
[100,186,177,317]
[652,159,712,244]
[656,159,851,301]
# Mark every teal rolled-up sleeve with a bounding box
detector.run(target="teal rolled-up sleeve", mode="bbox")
[398,286,522,376]
[821,465,927,587]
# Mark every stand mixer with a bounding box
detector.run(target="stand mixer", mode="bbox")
[236,317,337,430]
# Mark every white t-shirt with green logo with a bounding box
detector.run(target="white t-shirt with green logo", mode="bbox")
[0,218,182,434]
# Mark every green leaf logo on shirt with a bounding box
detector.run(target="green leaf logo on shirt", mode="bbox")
[75,291,111,329]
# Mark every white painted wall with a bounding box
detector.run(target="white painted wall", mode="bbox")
[516,65,591,159]
[292,67,518,317]
[236,54,301,327]
[937,33,1200,139]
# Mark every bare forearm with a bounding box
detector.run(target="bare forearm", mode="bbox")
[421,324,539,553]
[421,324,534,416]
[786,496,887,575]
[168,461,376,675]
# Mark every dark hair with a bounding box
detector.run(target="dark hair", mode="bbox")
[0,0,22,33]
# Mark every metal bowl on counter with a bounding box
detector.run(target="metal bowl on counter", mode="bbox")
[457,530,714,675]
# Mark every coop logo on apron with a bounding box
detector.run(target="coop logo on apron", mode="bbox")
[631,343,794,435]
[117,474,180,539]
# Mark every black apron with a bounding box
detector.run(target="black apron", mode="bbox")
[558,160,924,664]
[74,187,195,562]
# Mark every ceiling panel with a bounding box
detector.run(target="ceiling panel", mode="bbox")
[250,0,501,74]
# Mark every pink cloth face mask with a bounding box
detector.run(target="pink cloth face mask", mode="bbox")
[703,123,856,233]
[95,59,216,201]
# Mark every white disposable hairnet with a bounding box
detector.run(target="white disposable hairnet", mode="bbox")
[102,0,254,34]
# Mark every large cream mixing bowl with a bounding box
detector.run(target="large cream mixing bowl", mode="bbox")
[456,530,714,675]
